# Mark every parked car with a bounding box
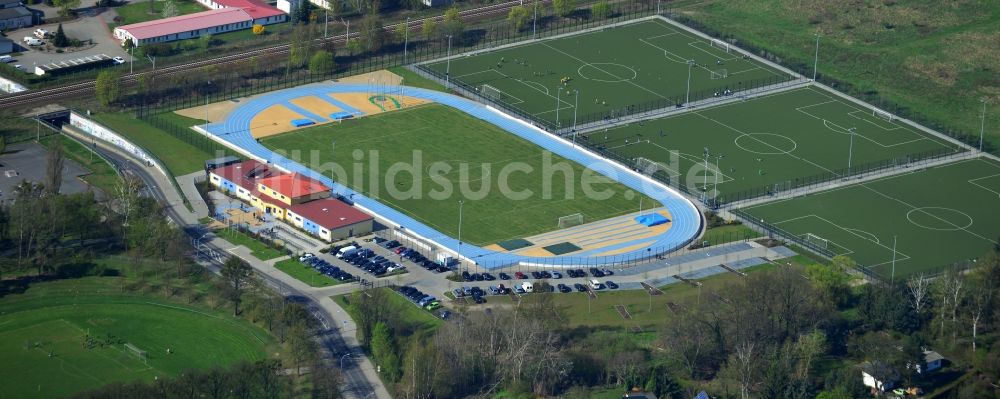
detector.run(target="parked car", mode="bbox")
[606,281,619,289]
[298,253,315,262]
[33,28,49,38]
[514,272,526,279]
[112,56,125,65]
[461,271,471,281]
[601,268,614,276]
[438,310,451,319]
[0,55,14,63]
[514,286,525,294]
[530,271,542,279]
[557,283,571,293]
[393,246,408,254]
[551,271,563,279]
[498,272,511,280]
[482,272,496,281]
[574,283,587,292]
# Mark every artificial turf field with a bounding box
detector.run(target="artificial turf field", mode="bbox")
[583,86,960,202]
[0,274,274,398]
[261,104,651,246]
[740,158,1000,278]
[422,18,788,128]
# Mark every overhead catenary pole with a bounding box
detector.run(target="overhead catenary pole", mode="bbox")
[403,17,410,64]
[812,33,820,81]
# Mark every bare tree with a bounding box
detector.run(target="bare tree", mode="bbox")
[967,285,991,353]
[907,274,931,314]
[723,340,758,399]
[45,138,65,195]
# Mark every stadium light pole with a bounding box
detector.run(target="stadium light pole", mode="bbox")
[555,87,561,127]
[714,154,723,201]
[847,127,856,176]
[572,89,579,134]
[812,33,819,81]
[532,0,538,38]
[457,200,464,272]
[702,147,709,201]
[979,99,987,152]
[890,235,898,285]
[403,17,410,64]
[685,60,695,105]
[446,35,453,89]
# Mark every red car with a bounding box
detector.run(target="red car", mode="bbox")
[514,271,526,279]
[394,246,407,254]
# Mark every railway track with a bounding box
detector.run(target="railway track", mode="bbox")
[0,0,550,110]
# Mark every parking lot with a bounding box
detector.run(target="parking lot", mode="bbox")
[3,10,130,73]
[0,142,93,199]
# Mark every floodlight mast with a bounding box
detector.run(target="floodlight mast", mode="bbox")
[685,60,695,105]
[847,127,856,176]
[812,33,820,81]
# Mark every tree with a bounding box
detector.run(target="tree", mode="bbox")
[552,0,576,18]
[720,340,760,399]
[52,0,80,17]
[508,6,529,31]
[906,274,931,314]
[591,0,610,20]
[794,329,827,379]
[199,34,214,51]
[370,322,401,382]
[392,22,406,45]
[806,259,853,308]
[161,0,178,18]
[357,11,383,53]
[252,24,265,35]
[421,19,437,40]
[439,6,464,42]
[95,69,123,107]
[309,50,335,75]
[221,257,253,316]
[53,23,69,47]
[287,322,317,375]
[45,138,65,195]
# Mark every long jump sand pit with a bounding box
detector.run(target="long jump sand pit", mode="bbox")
[290,96,343,118]
[174,98,246,123]
[337,70,405,85]
[251,104,309,139]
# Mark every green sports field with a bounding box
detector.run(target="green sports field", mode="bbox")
[261,104,651,246]
[740,158,1000,278]
[0,274,274,398]
[584,86,961,203]
[422,18,790,128]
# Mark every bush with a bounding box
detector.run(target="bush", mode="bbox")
[252,24,265,35]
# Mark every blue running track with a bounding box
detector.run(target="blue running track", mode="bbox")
[203,84,702,269]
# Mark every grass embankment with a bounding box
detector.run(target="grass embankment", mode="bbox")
[273,259,341,287]
[388,67,448,92]
[0,257,278,398]
[40,134,120,194]
[89,112,216,177]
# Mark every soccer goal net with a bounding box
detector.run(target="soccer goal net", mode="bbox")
[710,39,730,53]
[873,107,894,122]
[801,233,829,250]
[557,213,584,229]
[125,343,148,362]
[480,84,506,102]
[710,69,728,80]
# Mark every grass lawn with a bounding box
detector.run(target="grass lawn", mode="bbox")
[0,259,277,398]
[701,223,760,246]
[214,228,285,261]
[740,158,1000,278]
[588,86,959,202]
[422,18,788,128]
[671,0,1000,155]
[111,0,207,27]
[262,104,653,246]
[334,287,442,335]
[273,259,340,287]
[89,112,217,177]
[389,67,448,93]
[39,134,120,194]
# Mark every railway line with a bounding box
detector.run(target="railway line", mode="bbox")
[0,0,550,110]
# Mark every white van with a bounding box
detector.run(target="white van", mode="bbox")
[336,245,358,258]
[24,38,43,46]
[589,279,604,290]
[34,28,50,38]
[521,281,534,293]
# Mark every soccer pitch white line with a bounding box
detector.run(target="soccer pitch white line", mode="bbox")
[540,42,672,100]
[686,41,739,61]
[847,110,904,131]
[491,68,574,107]
[774,213,909,261]
[859,183,996,244]
[968,173,1000,198]
[453,69,499,80]
[644,140,736,183]
[693,111,840,176]
[796,102,930,149]
[728,66,765,76]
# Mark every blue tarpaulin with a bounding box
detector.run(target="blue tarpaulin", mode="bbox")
[635,213,670,227]
[291,118,314,127]
[330,112,355,120]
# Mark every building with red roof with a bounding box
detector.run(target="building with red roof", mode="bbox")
[255,173,330,205]
[113,0,286,47]
[287,198,374,241]
[208,159,277,202]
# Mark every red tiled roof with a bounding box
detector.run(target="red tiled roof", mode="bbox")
[214,0,284,19]
[290,199,373,230]
[212,159,275,192]
[116,8,252,40]
[257,173,329,199]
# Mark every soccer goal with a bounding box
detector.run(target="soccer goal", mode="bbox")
[872,107,894,122]
[710,69,728,80]
[480,84,506,102]
[125,343,148,364]
[710,39,730,53]
[557,213,584,229]
[801,233,830,250]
